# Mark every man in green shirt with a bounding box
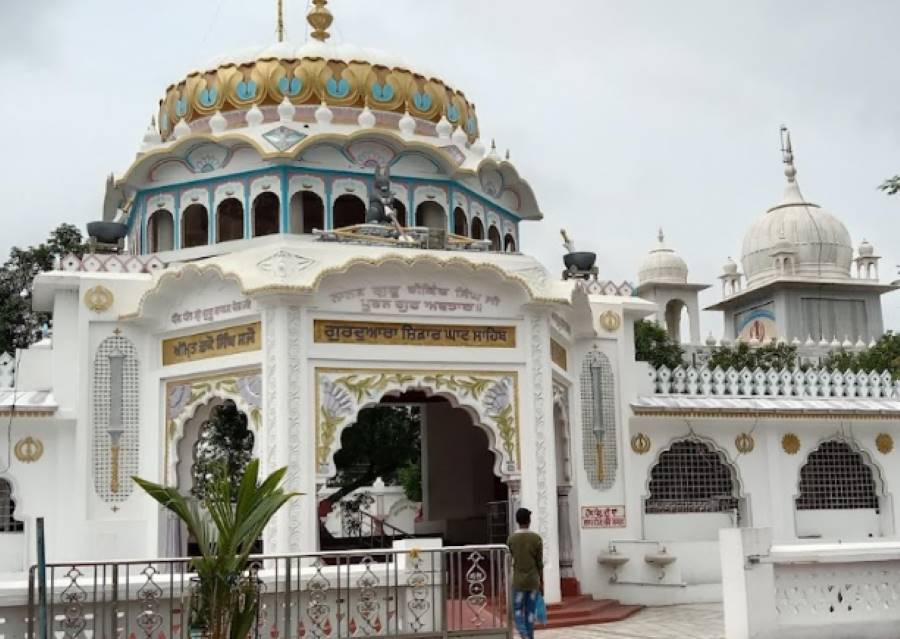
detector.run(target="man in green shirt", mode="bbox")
[507,507,543,639]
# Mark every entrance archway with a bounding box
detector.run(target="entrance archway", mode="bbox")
[321,391,508,550]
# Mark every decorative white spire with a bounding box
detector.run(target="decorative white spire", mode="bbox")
[451,125,467,147]
[436,115,452,139]
[173,118,191,140]
[399,109,416,137]
[141,116,162,148]
[657,227,665,244]
[246,104,264,127]
[487,138,500,160]
[277,96,296,122]
[778,125,805,205]
[315,100,334,126]
[358,102,376,128]
[209,110,228,133]
[471,137,486,157]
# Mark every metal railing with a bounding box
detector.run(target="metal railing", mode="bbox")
[23,545,511,638]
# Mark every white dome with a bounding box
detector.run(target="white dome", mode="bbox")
[858,239,875,257]
[639,230,688,285]
[722,257,739,275]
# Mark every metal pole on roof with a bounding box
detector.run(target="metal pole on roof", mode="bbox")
[36,516,48,639]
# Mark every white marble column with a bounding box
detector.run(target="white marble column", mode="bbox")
[523,311,561,602]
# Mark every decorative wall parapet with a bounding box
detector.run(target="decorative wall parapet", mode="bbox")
[0,353,14,389]
[650,364,900,399]
[575,279,635,297]
[60,253,165,274]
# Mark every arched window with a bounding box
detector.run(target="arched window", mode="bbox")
[290,191,325,234]
[333,194,366,229]
[0,479,23,533]
[147,209,174,253]
[645,440,739,514]
[796,441,878,510]
[453,207,468,236]
[471,217,485,240]
[415,201,447,230]
[664,299,688,344]
[580,350,617,490]
[182,204,209,248]
[504,233,516,253]
[216,198,244,243]
[253,193,280,237]
[488,225,502,251]
[391,199,407,227]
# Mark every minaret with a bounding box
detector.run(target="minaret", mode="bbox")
[778,125,805,205]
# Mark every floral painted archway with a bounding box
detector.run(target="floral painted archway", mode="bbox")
[164,369,262,486]
[316,368,521,481]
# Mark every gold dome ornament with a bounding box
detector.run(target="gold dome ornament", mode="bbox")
[14,436,44,463]
[876,433,893,455]
[631,433,651,454]
[735,432,755,454]
[307,0,334,42]
[84,285,114,312]
[781,433,800,455]
[599,310,621,333]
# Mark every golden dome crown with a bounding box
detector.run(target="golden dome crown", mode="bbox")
[156,0,479,142]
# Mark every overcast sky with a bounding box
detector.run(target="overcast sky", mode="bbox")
[1,0,898,338]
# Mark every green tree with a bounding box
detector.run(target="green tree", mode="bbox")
[823,331,900,379]
[134,460,298,639]
[633,320,684,369]
[880,176,900,195]
[0,223,88,353]
[191,400,255,500]
[706,341,800,371]
[328,405,421,507]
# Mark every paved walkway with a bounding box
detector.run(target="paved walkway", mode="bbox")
[537,603,724,639]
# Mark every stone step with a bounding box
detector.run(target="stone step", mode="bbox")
[543,596,642,629]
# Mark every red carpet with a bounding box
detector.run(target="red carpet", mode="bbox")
[543,595,643,629]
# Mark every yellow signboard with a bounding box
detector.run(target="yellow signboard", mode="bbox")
[550,338,568,370]
[163,322,261,366]
[314,320,516,348]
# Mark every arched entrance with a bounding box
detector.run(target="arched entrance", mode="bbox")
[315,368,522,550]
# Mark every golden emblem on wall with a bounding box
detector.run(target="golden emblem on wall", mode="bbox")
[735,432,755,454]
[876,433,893,455]
[84,285,114,312]
[14,436,43,463]
[631,433,651,454]
[598,311,622,333]
[781,433,801,455]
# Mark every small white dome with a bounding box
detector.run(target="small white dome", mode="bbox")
[638,229,689,285]
[722,257,738,276]
[858,239,875,257]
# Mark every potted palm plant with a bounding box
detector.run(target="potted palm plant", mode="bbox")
[133,459,299,639]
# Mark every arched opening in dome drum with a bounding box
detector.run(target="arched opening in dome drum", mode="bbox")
[289,191,325,234]
[488,225,502,251]
[147,209,174,253]
[504,233,517,253]
[664,298,690,344]
[471,217,485,240]
[252,193,280,237]
[216,198,244,243]
[332,194,366,229]
[181,204,209,248]
[415,201,447,230]
[453,207,467,236]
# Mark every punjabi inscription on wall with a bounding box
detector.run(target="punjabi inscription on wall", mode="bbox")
[314,320,516,348]
[162,321,261,365]
[328,282,502,315]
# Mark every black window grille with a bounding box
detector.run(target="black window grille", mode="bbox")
[0,479,23,533]
[796,440,879,510]
[645,440,739,514]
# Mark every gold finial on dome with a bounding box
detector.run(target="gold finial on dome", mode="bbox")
[307,0,333,42]
[277,0,285,42]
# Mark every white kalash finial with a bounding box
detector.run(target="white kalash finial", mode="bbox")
[487,139,500,160]
[451,125,467,147]
[315,100,334,126]
[173,118,191,140]
[246,104,264,127]
[358,100,376,128]
[657,227,665,244]
[471,137,486,157]
[209,110,227,133]
[399,109,416,137]
[142,116,162,148]
[779,125,804,204]
[277,96,296,122]
[436,114,452,139]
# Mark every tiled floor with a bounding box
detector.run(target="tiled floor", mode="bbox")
[536,603,724,639]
